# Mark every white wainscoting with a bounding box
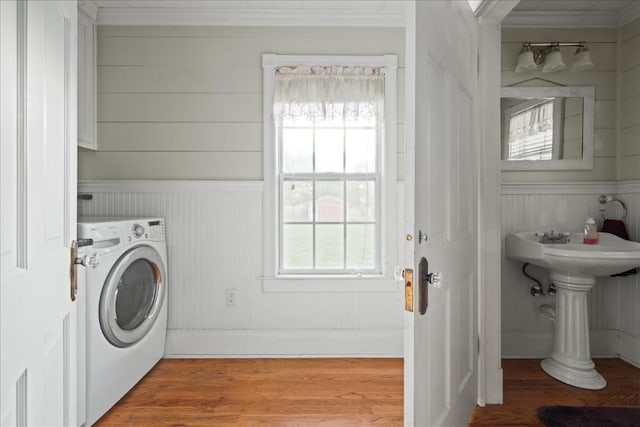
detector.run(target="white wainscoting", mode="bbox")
[617,181,640,367]
[500,181,632,359]
[78,180,404,357]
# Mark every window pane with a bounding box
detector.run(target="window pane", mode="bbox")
[346,181,376,222]
[346,224,375,269]
[316,181,344,222]
[315,129,344,172]
[345,129,376,173]
[282,180,313,222]
[282,128,313,172]
[282,224,313,269]
[316,224,344,269]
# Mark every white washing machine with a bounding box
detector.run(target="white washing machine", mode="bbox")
[78,217,168,426]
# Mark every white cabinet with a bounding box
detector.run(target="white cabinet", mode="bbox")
[77,2,97,150]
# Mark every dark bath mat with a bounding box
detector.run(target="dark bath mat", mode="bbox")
[537,405,640,427]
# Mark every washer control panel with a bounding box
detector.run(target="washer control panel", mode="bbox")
[147,219,165,240]
[79,217,166,249]
[128,218,165,242]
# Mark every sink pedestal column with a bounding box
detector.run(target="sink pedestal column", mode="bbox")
[540,272,606,390]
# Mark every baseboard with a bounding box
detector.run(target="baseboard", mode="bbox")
[164,329,403,358]
[502,330,619,358]
[485,367,503,404]
[618,331,640,368]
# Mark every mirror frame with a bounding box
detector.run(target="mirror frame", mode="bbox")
[501,86,595,171]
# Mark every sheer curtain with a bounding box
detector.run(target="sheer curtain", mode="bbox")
[273,65,385,121]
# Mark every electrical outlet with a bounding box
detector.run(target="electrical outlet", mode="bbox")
[225,289,237,306]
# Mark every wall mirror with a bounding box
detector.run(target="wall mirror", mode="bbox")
[501,86,594,170]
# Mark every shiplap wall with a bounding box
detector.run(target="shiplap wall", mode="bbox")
[501,28,618,182]
[500,183,635,361]
[78,25,405,180]
[78,181,404,357]
[621,18,640,180]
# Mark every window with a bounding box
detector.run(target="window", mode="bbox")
[504,97,564,161]
[263,55,397,284]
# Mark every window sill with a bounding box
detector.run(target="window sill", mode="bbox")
[261,277,400,293]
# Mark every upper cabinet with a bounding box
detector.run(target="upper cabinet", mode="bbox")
[78,2,97,150]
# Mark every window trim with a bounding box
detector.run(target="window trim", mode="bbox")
[262,54,398,289]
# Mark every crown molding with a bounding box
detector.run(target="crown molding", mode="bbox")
[502,10,621,28]
[96,7,407,27]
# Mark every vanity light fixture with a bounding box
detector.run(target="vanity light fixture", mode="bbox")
[515,41,594,73]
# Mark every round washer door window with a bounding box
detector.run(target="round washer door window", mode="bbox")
[100,245,166,347]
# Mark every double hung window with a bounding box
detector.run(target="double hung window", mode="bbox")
[263,55,397,280]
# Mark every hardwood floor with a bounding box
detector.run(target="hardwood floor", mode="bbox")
[95,358,404,426]
[470,358,640,426]
[95,358,640,426]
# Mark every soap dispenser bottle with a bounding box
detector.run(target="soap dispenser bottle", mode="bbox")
[583,217,599,244]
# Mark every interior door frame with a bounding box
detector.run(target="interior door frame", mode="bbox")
[474,0,519,405]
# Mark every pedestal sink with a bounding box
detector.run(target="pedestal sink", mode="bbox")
[506,231,640,389]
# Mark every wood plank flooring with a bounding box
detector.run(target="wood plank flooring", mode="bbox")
[95,358,640,426]
[470,358,640,426]
[95,358,404,426]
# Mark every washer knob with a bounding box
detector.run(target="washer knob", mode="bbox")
[133,224,145,238]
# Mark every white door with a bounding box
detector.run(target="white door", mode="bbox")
[1,1,78,425]
[404,1,479,426]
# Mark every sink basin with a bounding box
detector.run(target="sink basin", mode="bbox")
[506,230,640,390]
[506,231,640,277]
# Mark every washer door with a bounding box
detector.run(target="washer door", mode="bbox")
[99,245,166,347]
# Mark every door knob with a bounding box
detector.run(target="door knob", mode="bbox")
[418,230,428,244]
[425,272,442,288]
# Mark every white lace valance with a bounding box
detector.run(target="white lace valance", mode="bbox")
[274,65,386,121]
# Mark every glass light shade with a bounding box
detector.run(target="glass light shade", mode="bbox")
[570,47,594,72]
[542,48,565,73]
[515,50,537,73]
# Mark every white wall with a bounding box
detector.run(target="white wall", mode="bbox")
[77,25,406,357]
[500,181,640,367]
[617,183,640,366]
[79,25,405,180]
[498,25,640,367]
[78,181,404,357]
[620,18,640,180]
[500,183,617,358]
[617,17,640,366]
[501,28,618,182]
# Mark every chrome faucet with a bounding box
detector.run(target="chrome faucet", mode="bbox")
[536,230,570,244]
